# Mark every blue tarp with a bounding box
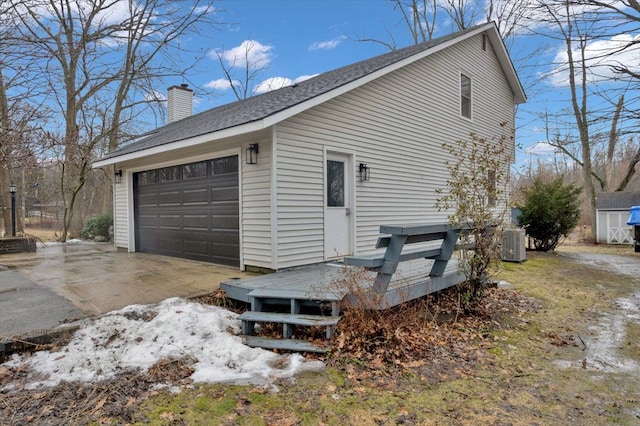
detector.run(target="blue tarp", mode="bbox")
[628,206,640,225]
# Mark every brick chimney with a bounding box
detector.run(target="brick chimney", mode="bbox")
[167,83,193,124]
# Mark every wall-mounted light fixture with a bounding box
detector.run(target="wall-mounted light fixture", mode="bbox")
[359,163,370,182]
[114,169,122,184]
[246,143,259,165]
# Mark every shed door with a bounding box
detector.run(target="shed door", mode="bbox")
[133,155,239,266]
[607,212,633,244]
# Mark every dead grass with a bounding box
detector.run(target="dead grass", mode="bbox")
[23,226,60,243]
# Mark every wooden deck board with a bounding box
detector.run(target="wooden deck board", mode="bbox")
[221,258,464,308]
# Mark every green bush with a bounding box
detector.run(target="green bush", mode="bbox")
[518,177,581,252]
[80,214,113,240]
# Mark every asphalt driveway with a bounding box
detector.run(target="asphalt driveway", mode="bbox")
[0,242,251,339]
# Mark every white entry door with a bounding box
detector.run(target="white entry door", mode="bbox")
[325,152,352,259]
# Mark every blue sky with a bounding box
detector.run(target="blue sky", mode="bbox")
[188,0,414,107]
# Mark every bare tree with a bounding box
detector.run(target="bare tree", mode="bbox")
[213,40,272,101]
[5,0,219,241]
[529,0,640,239]
[361,0,531,52]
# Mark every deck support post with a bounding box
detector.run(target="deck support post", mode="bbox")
[430,229,461,277]
[284,299,301,339]
[372,234,407,295]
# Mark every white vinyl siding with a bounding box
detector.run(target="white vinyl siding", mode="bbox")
[241,140,272,268]
[275,33,515,267]
[113,172,129,248]
[274,137,325,268]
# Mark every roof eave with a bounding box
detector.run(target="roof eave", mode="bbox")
[485,24,527,104]
[92,120,265,168]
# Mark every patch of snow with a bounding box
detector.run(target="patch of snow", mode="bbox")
[554,292,640,376]
[3,298,323,390]
[37,239,85,248]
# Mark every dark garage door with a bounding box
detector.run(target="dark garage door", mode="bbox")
[133,155,239,267]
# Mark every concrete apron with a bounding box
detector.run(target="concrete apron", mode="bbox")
[0,242,252,339]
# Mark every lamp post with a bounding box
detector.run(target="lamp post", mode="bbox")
[9,182,17,237]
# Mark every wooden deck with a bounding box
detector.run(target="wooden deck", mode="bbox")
[221,258,464,310]
[223,223,468,352]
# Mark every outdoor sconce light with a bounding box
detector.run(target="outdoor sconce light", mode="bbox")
[9,182,17,237]
[246,143,259,165]
[359,163,370,181]
[114,169,122,184]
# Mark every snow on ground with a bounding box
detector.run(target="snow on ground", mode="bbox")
[3,298,323,390]
[37,239,83,248]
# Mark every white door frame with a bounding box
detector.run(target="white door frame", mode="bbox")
[323,148,355,259]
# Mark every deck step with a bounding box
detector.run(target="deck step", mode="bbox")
[238,311,340,327]
[243,336,328,353]
[247,287,345,302]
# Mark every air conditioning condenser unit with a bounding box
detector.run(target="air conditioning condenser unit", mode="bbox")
[501,228,526,263]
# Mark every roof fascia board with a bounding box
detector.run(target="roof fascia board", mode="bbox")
[485,25,527,104]
[92,120,264,168]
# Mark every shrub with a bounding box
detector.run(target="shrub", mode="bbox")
[436,124,512,311]
[518,177,581,252]
[79,214,113,240]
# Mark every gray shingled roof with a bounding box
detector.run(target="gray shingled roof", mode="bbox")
[102,25,486,160]
[596,192,640,210]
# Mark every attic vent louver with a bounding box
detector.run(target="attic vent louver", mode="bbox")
[167,83,193,124]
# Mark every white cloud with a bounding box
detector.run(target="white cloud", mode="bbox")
[293,74,318,83]
[309,35,347,51]
[526,141,558,156]
[253,77,292,94]
[204,78,239,91]
[145,89,166,103]
[210,40,274,69]
[547,33,640,87]
[253,74,318,94]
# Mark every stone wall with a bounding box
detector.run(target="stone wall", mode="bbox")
[0,237,37,254]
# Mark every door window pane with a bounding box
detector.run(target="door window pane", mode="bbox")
[183,161,207,179]
[212,156,238,175]
[159,166,179,182]
[327,160,345,207]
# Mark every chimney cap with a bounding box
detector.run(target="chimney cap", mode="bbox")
[168,83,193,92]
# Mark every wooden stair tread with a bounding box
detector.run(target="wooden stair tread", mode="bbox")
[238,311,341,326]
[247,287,345,301]
[243,336,328,353]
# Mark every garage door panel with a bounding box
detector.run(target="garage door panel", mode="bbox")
[184,215,209,230]
[211,187,238,201]
[158,191,181,205]
[137,215,158,227]
[212,216,240,229]
[184,240,209,256]
[134,155,240,267]
[138,193,158,206]
[183,189,209,204]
